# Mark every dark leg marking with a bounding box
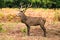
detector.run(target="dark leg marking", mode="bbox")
[40,25,46,37]
[26,24,30,36]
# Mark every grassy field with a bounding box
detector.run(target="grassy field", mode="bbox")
[0,8,60,22]
[0,22,60,40]
[0,8,60,40]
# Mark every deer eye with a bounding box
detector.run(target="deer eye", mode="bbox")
[20,11,23,12]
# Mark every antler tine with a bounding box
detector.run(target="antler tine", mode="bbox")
[20,3,23,8]
[30,3,32,7]
[27,3,32,8]
[19,3,24,11]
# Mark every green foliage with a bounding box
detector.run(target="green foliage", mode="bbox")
[0,0,60,8]
[0,23,3,32]
[0,0,4,8]
[56,0,60,8]
[20,28,27,33]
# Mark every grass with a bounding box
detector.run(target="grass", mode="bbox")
[20,27,27,33]
[0,13,4,20]
[0,22,27,34]
[54,12,60,22]
[0,8,60,22]
[0,35,14,40]
[0,8,60,40]
[0,23,4,32]
[0,22,19,33]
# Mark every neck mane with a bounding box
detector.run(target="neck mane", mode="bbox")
[21,12,27,21]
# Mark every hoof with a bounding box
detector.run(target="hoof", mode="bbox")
[44,35,46,37]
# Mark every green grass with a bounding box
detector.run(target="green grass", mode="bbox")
[20,27,27,33]
[0,23,4,32]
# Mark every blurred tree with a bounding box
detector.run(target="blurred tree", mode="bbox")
[56,0,60,8]
[0,0,60,8]
[0,0,4,8]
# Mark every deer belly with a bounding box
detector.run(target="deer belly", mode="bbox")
[26,21,39,26]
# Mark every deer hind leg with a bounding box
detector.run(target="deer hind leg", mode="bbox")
[40,24,46,37]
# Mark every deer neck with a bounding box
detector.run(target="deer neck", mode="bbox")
[21,13,27,21]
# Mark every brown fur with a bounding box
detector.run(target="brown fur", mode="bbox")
[18,9,46,37]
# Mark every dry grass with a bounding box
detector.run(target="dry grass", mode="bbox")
[0,22,60,40]
[0,8,60,40]
[0,8,60,22]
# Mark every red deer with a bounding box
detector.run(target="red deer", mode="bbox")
[18,3,46,37]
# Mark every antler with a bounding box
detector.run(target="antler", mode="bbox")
[27,3,32,8]
[19,3,32,13]
[19,3,25,11]
[24,3,32,12]
[19,3,23,9]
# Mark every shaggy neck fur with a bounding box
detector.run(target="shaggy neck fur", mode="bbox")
[20,11,27,22]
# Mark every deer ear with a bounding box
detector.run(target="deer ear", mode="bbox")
[22,10,25,12]
[23,10,25,11]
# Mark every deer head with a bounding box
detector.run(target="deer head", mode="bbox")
[18,3,32,15]
[17,3,32,19]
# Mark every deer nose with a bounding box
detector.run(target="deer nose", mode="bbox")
[16,12,20,17]
[16,14,19,17]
